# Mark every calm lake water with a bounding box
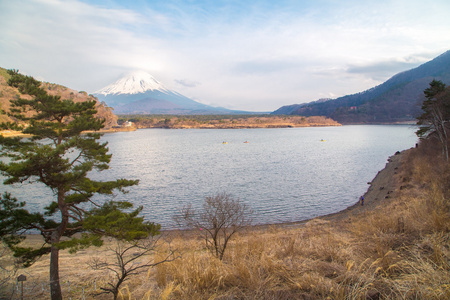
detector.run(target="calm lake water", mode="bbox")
[2,125,418,229]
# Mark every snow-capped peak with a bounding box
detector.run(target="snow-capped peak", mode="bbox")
[95,70,169,95]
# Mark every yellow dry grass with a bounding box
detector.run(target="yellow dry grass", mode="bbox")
[1,138,449,299]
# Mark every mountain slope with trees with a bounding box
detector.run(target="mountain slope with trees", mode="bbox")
[273,50,450,124]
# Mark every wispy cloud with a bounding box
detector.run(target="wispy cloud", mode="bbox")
[174,79,201,88]
[231,58,305,76]
[346,55,428,81]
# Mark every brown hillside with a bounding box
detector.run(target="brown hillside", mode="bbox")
[0,68,118,130]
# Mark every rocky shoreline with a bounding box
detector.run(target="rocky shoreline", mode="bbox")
[323,148,407,221]
[269,148,406,230]
[177,148,411,234]
[242,147,411,233]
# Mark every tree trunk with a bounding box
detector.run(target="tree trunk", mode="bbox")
[113,275,126,300]
[50,243,62,300]
[49,189,68,300]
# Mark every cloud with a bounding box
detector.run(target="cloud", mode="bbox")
[347,59,423,81]
[0,0,169,88]
[231,59,303,76]
[174,79,201,88]
[345,51,445,81]
[1,0,450,111]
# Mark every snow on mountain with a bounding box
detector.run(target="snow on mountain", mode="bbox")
[95,70,169,95]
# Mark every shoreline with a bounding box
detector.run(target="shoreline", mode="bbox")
[11,142,411,237]
[1,123,413,138]
[134,123,341,129]
[288,148,407,226]
[248,148,408,231]
[18,149,409,239]
[322,148,406,221]
[284,149,406,225]
[166,148,409,234]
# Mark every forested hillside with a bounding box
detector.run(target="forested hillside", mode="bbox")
[273,50,450,124]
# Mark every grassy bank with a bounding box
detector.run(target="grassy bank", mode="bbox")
[1,138,449,299]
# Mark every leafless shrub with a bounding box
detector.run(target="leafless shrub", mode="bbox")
[88,236,178,300]
[174,192,253,260]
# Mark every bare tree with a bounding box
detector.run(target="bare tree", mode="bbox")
[89,236,177,300]
[175,192,252,260]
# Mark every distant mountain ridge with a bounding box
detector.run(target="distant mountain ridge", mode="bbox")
[273,50,450,123]
[94,71,240,115]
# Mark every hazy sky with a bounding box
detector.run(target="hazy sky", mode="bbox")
[1,0,449,111]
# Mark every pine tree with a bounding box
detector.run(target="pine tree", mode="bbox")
[0,70,139,299]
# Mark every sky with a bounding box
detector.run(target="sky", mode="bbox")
[1,0,450,112]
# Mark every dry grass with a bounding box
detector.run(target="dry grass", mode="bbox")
[1,138,449,299]
[153,139,450,299]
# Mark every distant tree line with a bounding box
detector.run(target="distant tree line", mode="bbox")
[119,114,272,123]
[118,114,339,128]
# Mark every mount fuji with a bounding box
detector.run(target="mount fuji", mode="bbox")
[94,71,232,114]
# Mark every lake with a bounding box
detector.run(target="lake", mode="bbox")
[2,125,418,229]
